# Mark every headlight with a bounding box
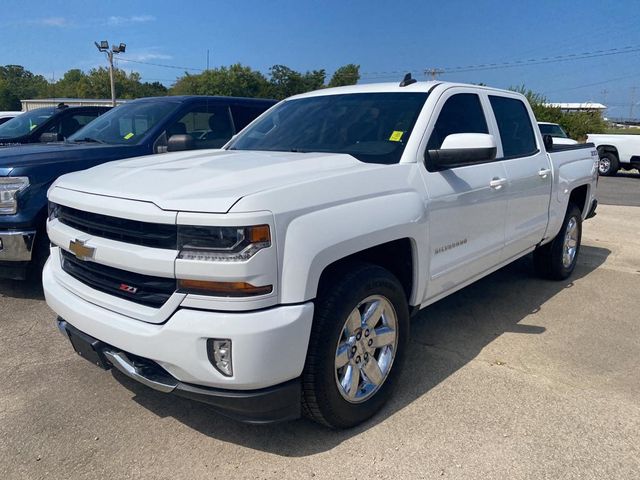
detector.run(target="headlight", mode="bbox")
[0,177,29,215]
[178,224,271,262]
[48,201,61,221]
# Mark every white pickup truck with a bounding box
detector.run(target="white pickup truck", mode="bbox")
[43,80,599,428]
[586,133,640,176]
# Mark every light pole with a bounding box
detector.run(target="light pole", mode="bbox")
[94,40,126,106]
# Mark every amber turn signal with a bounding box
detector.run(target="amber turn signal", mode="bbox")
[178,279,273,297]
[247,225,271,244]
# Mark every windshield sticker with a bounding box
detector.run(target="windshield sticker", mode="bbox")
[123,132,134,140]
[389,131,404,142]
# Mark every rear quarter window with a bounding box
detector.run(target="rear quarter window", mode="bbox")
[489,96,537,158]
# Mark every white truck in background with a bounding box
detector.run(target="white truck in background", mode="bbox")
[587,133,640,176]
[44,79,599,428]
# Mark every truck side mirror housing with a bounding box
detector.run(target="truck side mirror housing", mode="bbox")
[39,132,63,143]
[426,133,497,171]
[167,134,195,152]
[542,134,554,151]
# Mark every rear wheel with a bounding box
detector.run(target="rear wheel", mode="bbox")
[534,204,582,280]
[302,262,409,428]
[598,152,619,176]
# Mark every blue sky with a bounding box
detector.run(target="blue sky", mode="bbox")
[2,0,640,118]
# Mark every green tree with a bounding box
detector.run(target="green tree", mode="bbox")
[0,65,49,110]
[328,64,360,87]
[510,85,607,141]
[170,64,270,98]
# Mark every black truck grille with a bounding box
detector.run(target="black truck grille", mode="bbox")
[56,204,177,249]
[61,250,176,308]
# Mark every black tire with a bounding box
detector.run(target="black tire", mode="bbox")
[302,262,410,428]
[534,204,582,280]
[598,151,619,176]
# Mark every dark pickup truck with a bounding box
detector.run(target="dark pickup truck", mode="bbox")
[0,104,111,146]
[0,95,276,279]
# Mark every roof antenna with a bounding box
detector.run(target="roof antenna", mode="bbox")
[399,73,417,87]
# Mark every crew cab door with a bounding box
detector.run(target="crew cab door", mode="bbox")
[486,94,552,259]
[419,89,508,302]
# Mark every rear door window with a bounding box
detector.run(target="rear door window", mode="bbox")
[489,96,537,158]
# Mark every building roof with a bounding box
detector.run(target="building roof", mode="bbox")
[544,102,607,110]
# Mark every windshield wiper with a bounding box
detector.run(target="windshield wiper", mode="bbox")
[73,137,105,144]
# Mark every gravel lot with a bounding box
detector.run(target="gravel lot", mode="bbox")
[1,199,639,479]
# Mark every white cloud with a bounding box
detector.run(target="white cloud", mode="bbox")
[30,17,71,27]
[123,47,172,62]
[107,15,156,26]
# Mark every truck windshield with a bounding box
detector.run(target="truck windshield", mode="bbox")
[68,101,179,145]
[539,123,568,138]
[229,92,429,164]
[0,107,55,138]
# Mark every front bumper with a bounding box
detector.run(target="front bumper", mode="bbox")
[57,319,301,423]
[0,230,36,279]
[0,230,36,261]
[43,257,314,390]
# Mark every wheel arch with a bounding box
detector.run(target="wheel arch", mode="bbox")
[597,144,619,159]
[277,192,427,306]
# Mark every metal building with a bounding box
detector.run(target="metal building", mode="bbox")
[20,98,126,111]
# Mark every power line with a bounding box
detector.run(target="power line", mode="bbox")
[543,70,640,94]
[440,45,640,74]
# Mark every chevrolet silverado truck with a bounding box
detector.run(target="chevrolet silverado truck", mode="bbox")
[44,80,599,428]
[586,133,640,176]
[0,96,275,279]
[0,104,110,146]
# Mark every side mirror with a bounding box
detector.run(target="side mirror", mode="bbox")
[542,134,554,151]
[426,133,497,170]
[39,132,63,143]
[167,134,195,152]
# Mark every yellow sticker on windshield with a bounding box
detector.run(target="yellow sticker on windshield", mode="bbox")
[124,132,134,140]
[389,131,404,142]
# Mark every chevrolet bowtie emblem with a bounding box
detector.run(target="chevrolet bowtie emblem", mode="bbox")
[69,239,95,261]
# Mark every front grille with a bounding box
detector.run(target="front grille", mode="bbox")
[56,204,177,249]
[61,250,176,308]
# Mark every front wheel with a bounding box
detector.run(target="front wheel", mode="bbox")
[534,204,582,280]
[302,263,409,428]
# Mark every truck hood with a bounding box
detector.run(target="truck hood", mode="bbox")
[54,149,384,213]
[0,142,130,170]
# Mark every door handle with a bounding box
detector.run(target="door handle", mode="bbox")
[489,177,507,190]
[538,168,552,179]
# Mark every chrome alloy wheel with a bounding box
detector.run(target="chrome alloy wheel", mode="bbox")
[598,157,610,175]
[562,217,579,268]
[334,295,398,403]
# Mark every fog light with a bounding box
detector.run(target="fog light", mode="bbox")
[207,339,232,377]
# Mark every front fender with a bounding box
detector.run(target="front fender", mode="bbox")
[278,191,428,305]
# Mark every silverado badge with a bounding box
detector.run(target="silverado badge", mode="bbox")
[69,239,95,261]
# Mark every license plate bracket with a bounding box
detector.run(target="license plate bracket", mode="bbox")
[66,326,111,370]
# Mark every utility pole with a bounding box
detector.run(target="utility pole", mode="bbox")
[206,49,210,71]
[94,40,126,106]
[425,68,445,80]
[630,86,637,120]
